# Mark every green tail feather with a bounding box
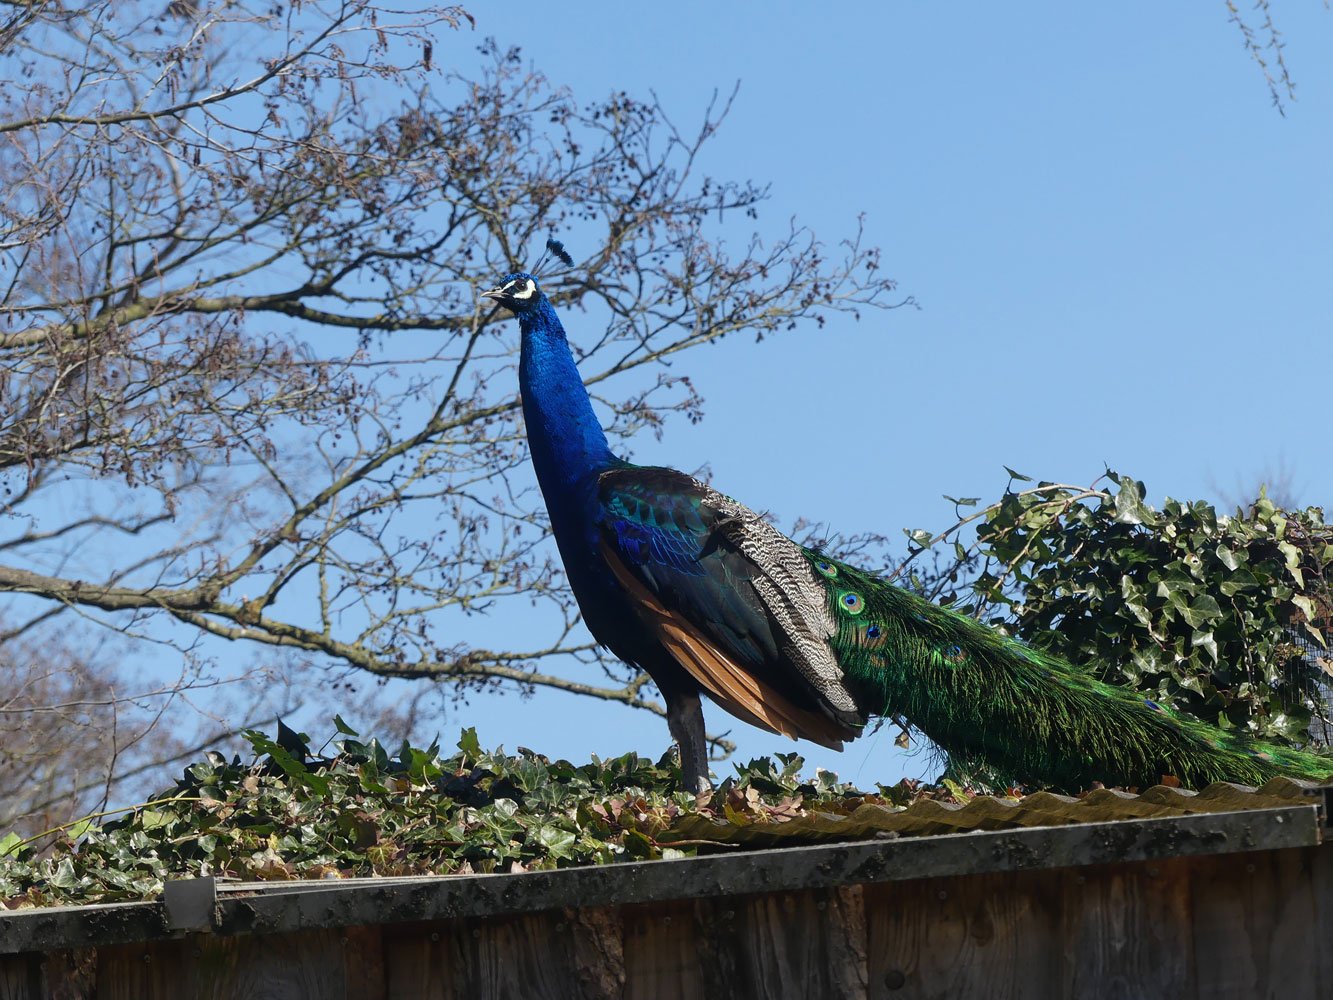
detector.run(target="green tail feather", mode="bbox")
[806,552,1333,790]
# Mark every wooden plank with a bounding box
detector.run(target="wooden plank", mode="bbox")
[95,929,357,1000]
[566,906,626,999]
[1190,848,1318,999]
[1310,843,1333,996]
[1060,858,1194,999]
[39,948,96,1000]
[383,922,456,1000]
[865,870,1062,1000]
[444,908,624,1000]
[343,925,387,1000]
[0,954,36,1000]
[623,899,704,1000]
[695,887,867,1000]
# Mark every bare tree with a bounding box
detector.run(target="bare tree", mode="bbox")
[1209,455,1306,513]
[1226,0,1298,114]
[0,0,904,824]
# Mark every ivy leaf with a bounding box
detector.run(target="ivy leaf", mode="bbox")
[457,727,482,760]
[65,819,94,842]
[622,829,655,859]
[51,858,83,890]
[1002,466,1032,482]
[333,714,359,737]
[1177,673,1205,695]
[532,824,577,858]
[1292,594,1318,623]
[1113,478,1156,526]
[1220,569,1259,596]
[1180,595,1222,629]
[1191,630,1219,662]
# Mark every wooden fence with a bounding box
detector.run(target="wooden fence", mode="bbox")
[1,798,1329,998]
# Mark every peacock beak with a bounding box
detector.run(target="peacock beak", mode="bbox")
[481,286,506,302]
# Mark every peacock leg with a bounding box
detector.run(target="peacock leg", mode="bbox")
[665,691,711,793]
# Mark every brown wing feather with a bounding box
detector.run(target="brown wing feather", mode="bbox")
[600,539,852,750]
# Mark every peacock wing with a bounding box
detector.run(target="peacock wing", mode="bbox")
[595,466,866,749]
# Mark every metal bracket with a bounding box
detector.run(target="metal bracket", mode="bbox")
[163,877,219,933]
[1303,783,1333,841]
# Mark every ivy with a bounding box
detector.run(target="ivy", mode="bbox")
[0,724,947,908]
[956,471,1333,744]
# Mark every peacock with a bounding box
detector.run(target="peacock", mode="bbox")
[482,243,1333,794]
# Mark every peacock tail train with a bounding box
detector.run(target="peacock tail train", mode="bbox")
[812,550,1333,790]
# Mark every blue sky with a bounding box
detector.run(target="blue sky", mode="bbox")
[420,4,1333,786]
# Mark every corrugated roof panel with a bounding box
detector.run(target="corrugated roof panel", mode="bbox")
[662,777,1326,847]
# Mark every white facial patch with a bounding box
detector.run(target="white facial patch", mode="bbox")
[504,278,537,300]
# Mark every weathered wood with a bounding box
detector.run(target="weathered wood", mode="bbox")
[3,839,1332,998]
[694,886,867,1000]
[866,869,1064,1000]
[382,922,457,1000]
[3,806,1320,958]
[1190,849,1318,999]
[622,900,705,1000]
[1310,841,1333,996]
[437,909,623,1000]
[95,929,357,1000]
[0,954,36,1000]
[39,949,95,1000]
[1061,858,1194,999]
[343,925,388,1000]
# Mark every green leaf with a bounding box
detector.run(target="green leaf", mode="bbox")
[457,727,482,759]
[1112,478,1155,526]
[51,858,83,890]
[1180,595,1222,628]
[1292,594,1318,623]
[532,824,577,858]
[1177,673,1205,695]
[64,819,94,842]
[0,832,22,858]
[622,829,655,859]
[1002,466,1033,482]
[140,810,174,831]
[941,778,972,802]
[1124,601,1152,626]
[1191,630,1219,663]
[1220,569,1259,596]
[333,714,359,736]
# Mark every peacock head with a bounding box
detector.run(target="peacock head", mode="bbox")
[481,272,544,315]
[481,239,573,316]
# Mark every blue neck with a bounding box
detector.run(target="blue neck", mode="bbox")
[518,297,619,503]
